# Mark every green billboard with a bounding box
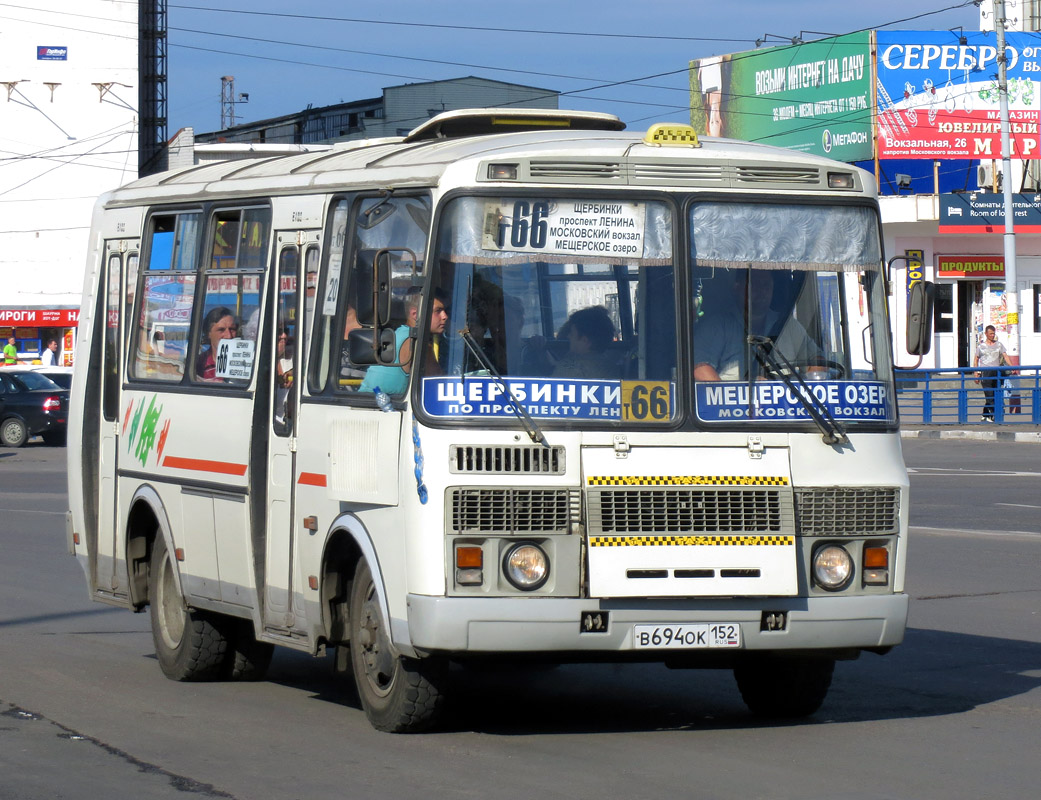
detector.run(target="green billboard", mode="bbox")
[690,32,873,161]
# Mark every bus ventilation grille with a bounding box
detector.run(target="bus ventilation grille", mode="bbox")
[527,160,624,181]
[450,445,565,475]
[449,488,578,535]
[587,488,789,535]
[734,165,820,185]
[630,163,726,184]
[794,487,900,536]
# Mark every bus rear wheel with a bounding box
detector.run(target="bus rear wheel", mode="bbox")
[148,536,231,681]
[348,559,446,732]
[734,656,834,718]
[226,618,274,681]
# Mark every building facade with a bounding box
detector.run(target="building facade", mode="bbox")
[0,1,142,364]
[195,77,559,145]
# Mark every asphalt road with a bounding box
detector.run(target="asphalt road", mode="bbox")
[1,440,1039,800]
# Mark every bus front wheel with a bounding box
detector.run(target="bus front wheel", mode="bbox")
[348,559,446,732]
[734,656,834,718]
[148,536,230,681]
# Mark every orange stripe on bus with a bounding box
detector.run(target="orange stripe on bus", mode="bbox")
[162,456,248,476]
[298,472,327,487]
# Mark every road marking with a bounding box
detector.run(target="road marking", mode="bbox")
[995,502,1041,510]
[912,525,1041,538]
[908,467,1041,477]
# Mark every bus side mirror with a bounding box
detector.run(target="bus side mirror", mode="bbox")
[906,280,935,355]
[348,327,400,366]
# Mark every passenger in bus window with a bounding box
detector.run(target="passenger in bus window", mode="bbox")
[196,306,238,381]
[276,329,293,388]
[339,304,366,389]
[358,288,448,394]
[693,271,820,382]
[551,306,617,380]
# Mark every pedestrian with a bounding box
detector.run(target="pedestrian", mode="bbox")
[973,325,1009,422]
[3,336,18,367]
[40,338,59,366]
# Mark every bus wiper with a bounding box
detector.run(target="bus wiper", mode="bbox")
[458,327,550,448]
[748,336,849,447]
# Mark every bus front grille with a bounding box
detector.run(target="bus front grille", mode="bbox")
[450,445,565,475]
[449,488,578,535]
[795,487,900,536]
[587,488,790,535]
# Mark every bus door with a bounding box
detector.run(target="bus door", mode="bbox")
[97,240,138,599]
[263,231,319,629]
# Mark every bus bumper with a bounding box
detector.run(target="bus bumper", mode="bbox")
[405,593,908,655]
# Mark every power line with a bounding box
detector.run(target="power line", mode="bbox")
[0,0,982,133]
[166,3,749,44]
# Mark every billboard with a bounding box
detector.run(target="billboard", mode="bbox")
[876,31,1040,160]
[689,33,874,161]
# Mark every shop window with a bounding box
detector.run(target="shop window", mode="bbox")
[935,283,954,333]
[1034,284,1041,333]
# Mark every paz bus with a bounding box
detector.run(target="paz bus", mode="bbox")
[68,108,930,732]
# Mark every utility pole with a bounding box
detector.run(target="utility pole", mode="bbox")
[994,0,1020,361]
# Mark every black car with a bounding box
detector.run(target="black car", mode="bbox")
[31,366,73,390]
[0,370,69,447]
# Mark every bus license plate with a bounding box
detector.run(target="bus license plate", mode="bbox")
[633,623,741,649]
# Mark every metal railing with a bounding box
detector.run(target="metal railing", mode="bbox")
[895,365,1041,425]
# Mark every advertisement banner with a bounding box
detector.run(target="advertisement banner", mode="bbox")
[0,309,79,326]
[939,191,1041,232]
[876,31,1041,159]
[689,33,873,161]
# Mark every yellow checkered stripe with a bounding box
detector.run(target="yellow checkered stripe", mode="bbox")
[587,475,789,487]
[589,535,794,547]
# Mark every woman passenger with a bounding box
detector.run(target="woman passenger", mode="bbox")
[196,306,238,381]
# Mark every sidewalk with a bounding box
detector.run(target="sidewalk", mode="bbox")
[900,423,1041,443]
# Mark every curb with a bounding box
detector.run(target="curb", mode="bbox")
[901,428,1041,443]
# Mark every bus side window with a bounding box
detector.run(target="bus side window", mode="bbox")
[334,195,430,395]
[129,213,200,382]
[191,207,270,386]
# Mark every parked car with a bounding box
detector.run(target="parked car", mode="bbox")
[0,369,69,447]
[30,365,73,389]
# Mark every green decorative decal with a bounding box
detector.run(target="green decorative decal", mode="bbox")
[125,394,166,467]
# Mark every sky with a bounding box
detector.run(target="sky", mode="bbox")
[166,0,985,136]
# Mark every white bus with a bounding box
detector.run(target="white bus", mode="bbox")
[68,109,929,732]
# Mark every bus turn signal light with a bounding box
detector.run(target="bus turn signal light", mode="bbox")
[455,545,483,586]
[863,546,889,586]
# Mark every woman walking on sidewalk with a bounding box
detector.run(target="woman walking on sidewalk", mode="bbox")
[974,325,1009,422]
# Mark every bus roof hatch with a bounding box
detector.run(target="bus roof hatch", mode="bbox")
[404,108,626,142]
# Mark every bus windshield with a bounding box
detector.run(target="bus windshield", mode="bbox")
[690,202,895,427]
[422,196,678,424]
[420,195,894,428]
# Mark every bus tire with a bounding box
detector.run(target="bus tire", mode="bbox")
[226,619,274,681]
[349,559,446,732]
[148,536,230,681]
[0,417,27,448]
[734,656,834,718]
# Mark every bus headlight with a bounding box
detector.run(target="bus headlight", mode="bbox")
[813,545,853,591]
[502,543,549,591]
